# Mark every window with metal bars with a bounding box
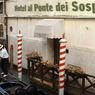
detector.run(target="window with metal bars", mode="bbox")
[0,2,3,14]
[0,24,3,37]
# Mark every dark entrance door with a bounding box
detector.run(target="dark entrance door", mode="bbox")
[54,39,60,64]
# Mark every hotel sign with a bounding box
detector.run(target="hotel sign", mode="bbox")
[6,0,95,18]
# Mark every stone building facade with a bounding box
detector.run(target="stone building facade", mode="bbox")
[2,0,95,75]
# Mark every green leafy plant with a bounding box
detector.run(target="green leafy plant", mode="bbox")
[42,61,58,69]
[66,64,84,74]
[26,51,41,58]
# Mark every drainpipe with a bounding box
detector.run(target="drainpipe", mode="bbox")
[3,0,8,50]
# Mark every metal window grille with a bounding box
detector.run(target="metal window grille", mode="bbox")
[0,24,3,37]
[0,2,3,14]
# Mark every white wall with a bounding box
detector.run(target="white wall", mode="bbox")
[65,19,95,75]
[8,19,54,69]
[8,18,95,75]
[6,0,95,18]
[65,19,95,49]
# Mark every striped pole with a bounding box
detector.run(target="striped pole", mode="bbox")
[17,30,23,80]
[59,35,67,95]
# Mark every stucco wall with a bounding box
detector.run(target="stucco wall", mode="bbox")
[8,19,54,69]
[65,19,95,75]
[8,18,95,75]
[6,0,95,18]
[65,19,95,49]
[8,18,95,76]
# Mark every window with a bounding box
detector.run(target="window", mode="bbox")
[0,24,3,37]
[0,2,3,14]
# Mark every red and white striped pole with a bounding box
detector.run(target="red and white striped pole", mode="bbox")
[17,30,23,80]
[59,34,67,95]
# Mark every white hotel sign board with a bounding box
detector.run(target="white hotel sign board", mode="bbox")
[6,0,95,18]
